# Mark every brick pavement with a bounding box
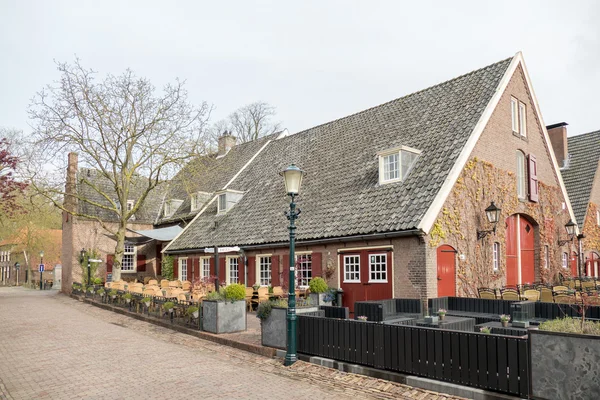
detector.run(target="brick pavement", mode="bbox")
[0,288,465,400]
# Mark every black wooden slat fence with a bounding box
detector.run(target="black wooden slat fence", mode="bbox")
[320,305,349,319]
[297,315,529,398]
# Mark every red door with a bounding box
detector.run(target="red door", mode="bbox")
[520,217,535,284]
[505,216,518,286]
[340,249,393,313]
[437,245,456,297]
[570,252,578,276]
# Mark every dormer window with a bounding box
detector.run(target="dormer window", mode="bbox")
[378,146,421,184]
[126,200,134,211]
[216,189,244,214]
[163,199,183,218]
[190,191,212,212]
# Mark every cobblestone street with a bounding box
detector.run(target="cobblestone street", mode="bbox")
[0,288,463,400]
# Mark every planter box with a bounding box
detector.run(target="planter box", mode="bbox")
[261,306,319,349]
[309,293,332,307]
[202,300,246,334]
[531,329,600,400]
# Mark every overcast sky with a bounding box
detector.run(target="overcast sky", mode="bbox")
[1,1,599,138]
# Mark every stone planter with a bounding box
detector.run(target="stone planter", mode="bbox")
[261,306,319,349]
[309,293,332,307]
[530,329,600,400]
[202,300,247,334]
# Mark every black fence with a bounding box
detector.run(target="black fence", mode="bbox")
[430,297,515,315]
[320,305,349,319]
[535,301,600,319]
[298,315,529,398]
[354,299,422,322]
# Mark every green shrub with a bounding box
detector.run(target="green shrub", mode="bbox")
[97,288,105,296]
[92,277,102,285]
[308,277,328,293]
[161,255,174,280]
[224,284,246,301]
[163,301,175,310]
[206,290,224,301]
[256,301,273,320]
[109,289,118,297]
[539,317,600,336]
[186,306,199,316]
[140,297,151,303]
[123,293,132,300]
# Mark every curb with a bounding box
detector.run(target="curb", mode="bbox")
[70,294,276,358]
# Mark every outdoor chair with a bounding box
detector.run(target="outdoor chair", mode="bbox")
[142,288,155,297]
[272,286,285,298]
[191,292,205,303]
[169,280,182,288]
[177,293,188,302]
[553,285,569,292]
[566,280,576,289]
[539,287,553,303]
[152,287,163,297]
[148,279,158,286]
[522,289,540,301]
[245,287,254,311]
[252,287,269,309]
[160,279,169,289]
[478,288,497,299]
[143,277,151,284]
[553,292,576,304]
[182,281,192,291]
[581,280,596,291]
[501,288,520,301]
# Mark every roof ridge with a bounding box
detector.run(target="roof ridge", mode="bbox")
[568,129,600,143]
[285,56,513,137]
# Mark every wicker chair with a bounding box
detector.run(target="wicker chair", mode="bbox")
[182,281,192,292]
[245,287,254,311]
[581,280,596,292]
[501,288,520,301]
[522,289,540,301]
[552,285,569,292]
[251,287,269,309]
[553,292,576,304]
[148,279,158,286]
[272,286,285,298]
[478,288,497,299]
[160,279,170,289]
[539,286,553,303]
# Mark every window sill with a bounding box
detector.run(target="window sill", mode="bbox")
[343,280,361,284]
[368,280,388,284]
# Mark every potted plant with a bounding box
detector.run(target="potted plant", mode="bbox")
[438,308,447,321]
[480,326,491,334]
[88,286,95,295]
[268,285,274,294]
[308,277,331,306]
[163,301,175,314]
[109,289,118,301]
[258,298,319,349]
[97,288,105,298]
[357,315,368,321]
[186,306,200,319]
[123,293,133,304]
[202,284,247,334]
[140,297,151,308]
[252,282,260,291]
[500,314,510,327]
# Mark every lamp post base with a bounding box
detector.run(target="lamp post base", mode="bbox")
[284,354,297,366]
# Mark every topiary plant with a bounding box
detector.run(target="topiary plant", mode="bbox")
[163,301,175,311]
[224,283,246,302]
[186,306,199,317]
[308,277,328,293]
[256,301,273,320]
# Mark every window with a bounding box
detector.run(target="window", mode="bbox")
[519,102,527,137]
[562,252,568,269]
[369,254,387,282]
[126,200,134,211]
[516,151,527,199]
[228,257,239,284]
[597,210,600,226]
[258,256,271,286]
[296,254,312,287]
[191,191,212,212]
[218,194,227,214]
[122,243,136,272]
[378,146,421,184]
[545,245,550,269]
[511,97,519,133]
[163,199,183,218]
[343,255,360,282]
[492,243,500,271]
[201,257,211,279]
[179,258,188,282]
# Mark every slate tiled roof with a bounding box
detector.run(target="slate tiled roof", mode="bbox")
[561,130,600,228]
[77,169,165,224]
[166,57,513,251]
[156,133,278,225]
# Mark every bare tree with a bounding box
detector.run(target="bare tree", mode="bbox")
[27,59,211,280]
[210,101,281,146]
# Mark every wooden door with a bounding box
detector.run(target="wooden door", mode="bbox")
[436,245,456,297]
[520,216,535,284]
[340,249,393,313]
[505,215,518,286]
[570,252,578,276]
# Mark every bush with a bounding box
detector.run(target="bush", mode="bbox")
[206,290,225,301]
[224,284,245,301]
[539,317,600,336]
[97,288,105,296]
[163,301,175,310]
[256,301,273,320]
[186,306,199,316]
[161,255,174,280]
[308,277,328,293]
[92,277,102,285]
[140,297,151,303]
[123,293,132,300]
[109,289,118,297]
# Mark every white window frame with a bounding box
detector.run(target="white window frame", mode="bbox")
[179,257,188,282]
[562,252,568,269]
[511,97,519,133]
[226,256,239,284]
[126,199,134,211]
[368,253,388,283]
[516,151,527,199]
[492,242,500,271]
[343,255,361,283]
[200,257,211,279]
[518,102,527,137]
[378,146,421,185]
[295,252,312,288]
[217,193,227,214]
[122,243,137,272]
[545,245,550,269]
[257,255,272,287]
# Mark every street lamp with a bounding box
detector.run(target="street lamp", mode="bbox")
[558,220,576,246]
[14,262,20,286]
[280,164,305,367]
[80,248,91,286]
[39,250,44,290]
[477,201,501,240]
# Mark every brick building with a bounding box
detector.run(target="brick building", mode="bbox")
[549,124,600,277]
[163,52,577,310]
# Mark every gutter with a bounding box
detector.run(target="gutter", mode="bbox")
[163,229,424,254]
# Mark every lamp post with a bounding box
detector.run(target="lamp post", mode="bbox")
[80,248,91,286]
[476,201,501,240]
[14,262,20,286]
[577,233,585,277]
[39,251,44,290]
[280,164,305,367]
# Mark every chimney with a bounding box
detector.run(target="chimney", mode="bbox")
[64,152,78,213]
[217,131,237,157]
[546,122,568,168]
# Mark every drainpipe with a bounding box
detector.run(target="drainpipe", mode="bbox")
[214,246,219,292]
[577,234,585,277]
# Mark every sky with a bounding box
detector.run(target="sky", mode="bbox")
[1,0,599,138]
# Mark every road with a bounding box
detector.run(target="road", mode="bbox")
[0,288,462,400]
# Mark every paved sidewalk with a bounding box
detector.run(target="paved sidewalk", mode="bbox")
[0,288,464,400]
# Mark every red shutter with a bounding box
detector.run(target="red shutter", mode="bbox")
[137,255,146,272]
[209,257,215,278]
[173,258,179,279]
[106,255,114,282]
[528,154,539,202]
[281,254,290,290]
[156,244,162,275]
[247,256,256,287]
[271,255,280,286]
[219,258,226,284]
[238,257,245,285]
[311,252,322,279]
[194,258,200,281]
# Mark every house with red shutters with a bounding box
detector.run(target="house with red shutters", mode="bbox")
[163,52,579,311]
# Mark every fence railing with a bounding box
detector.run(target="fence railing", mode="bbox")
[297,315,529,398]
[320,305,349,319]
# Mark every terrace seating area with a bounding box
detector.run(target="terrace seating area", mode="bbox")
[354,298,423,323]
